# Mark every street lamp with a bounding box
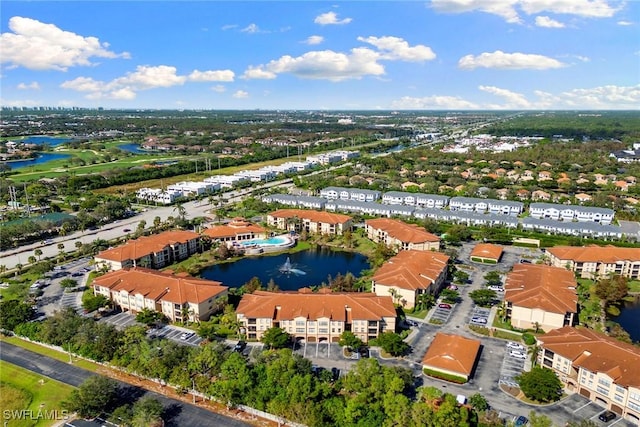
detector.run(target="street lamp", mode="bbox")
[192,377,196,404]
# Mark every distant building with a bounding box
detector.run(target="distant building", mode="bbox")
[469,243,503,263]
[93,268,227,323]
[371,250,449,309]
[266,209,352,236]
[203,218,267,245]
[537,326,640,424]
[235,289,396,343]
[94,230,201,271]
[504,264,578,332]
[365,218,440,252]
[546,245,640,280]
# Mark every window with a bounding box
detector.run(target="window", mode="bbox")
[598,378,611,388]
[596,386,609,396]
[295,328,305,333]
[296,320,305,326]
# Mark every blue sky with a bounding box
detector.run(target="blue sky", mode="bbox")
[1,1,638,110]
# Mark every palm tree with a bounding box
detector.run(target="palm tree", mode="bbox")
[90,238,109,255]
[496,302,508,323]
[28,255,36,264]
[34,249,43,261]
[173,203,187,223]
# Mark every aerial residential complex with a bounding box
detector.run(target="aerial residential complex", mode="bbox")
[235,289,396,343]
[266,208,352,236]
[93,268,228,323]
[545,245,640,280]
[537,327,640,423]
[365,218,440,252]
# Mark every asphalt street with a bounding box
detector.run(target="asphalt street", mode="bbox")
[0,342,250,427]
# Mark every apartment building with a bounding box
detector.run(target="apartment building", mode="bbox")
[235,289,396,343]
[365,218,440,252]
[320,186,381,202]
[93,268,227,323]
[537,327,640,424]
[546,245,640,280]
[202,218,267,245]
[266,209,352,235]
[504,264,578,332]
[94,230,201,271]
[371,250,449,309]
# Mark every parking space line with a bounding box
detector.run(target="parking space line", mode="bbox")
[574,401,592,413]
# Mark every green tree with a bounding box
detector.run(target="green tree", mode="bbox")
[440,288,459,304]
[515,367,563,403]
[483,271,502,286]
[131,396,163,427]
[0,300,34,330]
[468,393,488,411]
[261,327,291,349]
[135,308,165,325]
[453,270,469,284]
[34,248,43,261]
[595,275,629,304]
[469,289,498,307]
[82,292,110,312]
[210,352,252,408]
[63,376,118,418]
[338,331,364,350]
[527,410,553,427]
[374,332,409,357]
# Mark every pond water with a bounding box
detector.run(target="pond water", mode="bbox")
[615,296,640,342]
[118,143,147,154]
[21,136,73,146]
[5,152,71,169]
[199,247,370,290]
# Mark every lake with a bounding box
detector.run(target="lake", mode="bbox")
[615,296,640,342]
[118,143,147,154]
[5,152,71,169]
[199,247,370,290]
[21,136,73,146]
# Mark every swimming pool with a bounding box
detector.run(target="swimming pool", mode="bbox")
[238,235,293,247]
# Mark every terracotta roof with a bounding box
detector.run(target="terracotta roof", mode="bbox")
[366,218,440,243]
[96,230,200,262]
[203,220,265,239]
[546,245,640,264]
[236,290,396,321]
[372,250,449,291]
[504,264,577,314]
[422,333,481,377]
[93,267,226,304]
[470,243,503,261]
[538,326,640,388]
[268,209,351,225]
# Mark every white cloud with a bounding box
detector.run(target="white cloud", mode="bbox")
[233,90,249,99]
[188,69,235,82]
[535,16,565,28]
[241,66,278,80]
[429,0,620,23]
[557,84,640,108]
[357,36,436,62]
[458,50,566,69]
[314,11,352,25]
[17,81,40,90]
[221,24,238,31]
[305,35,324,45]
[390,95,479,109]
[243,48,384,82]
[519,0,620,18]
[479,85,531,107]
[0,16,130,71]
[241,23,261,33]
[61,65,233,100]
[211,85,226,93]
[430,0,522,24]
[617,20,634,26]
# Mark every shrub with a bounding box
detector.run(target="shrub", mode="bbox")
[422,368,467,384]
[522,333,536,345]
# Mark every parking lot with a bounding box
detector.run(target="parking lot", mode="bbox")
[469,306,491,326]
[149,324,203,347]
[548,394,638,427]
[429,303,455,324]
[499,342,527,388]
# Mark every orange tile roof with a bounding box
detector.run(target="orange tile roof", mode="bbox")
[546,245,640,264]
[504,264,577,314]
[268,208,351,225]
[203,221,265,239]
[93,267,226,304]
[422,333,481,377]
[372,250,449,291]
[470,243,503,261]
[96,230,200,262]
[538,326,640,388]
[236,290,396,321]
[366,218,440,244]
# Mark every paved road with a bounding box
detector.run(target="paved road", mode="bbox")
[0,342,250,427]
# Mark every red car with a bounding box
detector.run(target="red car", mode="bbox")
[438,303,452,309]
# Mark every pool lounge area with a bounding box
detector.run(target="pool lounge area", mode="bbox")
[234,234,296,254]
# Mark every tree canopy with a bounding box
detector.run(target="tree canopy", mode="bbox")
[516,367,563,403]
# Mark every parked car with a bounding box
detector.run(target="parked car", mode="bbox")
[405,319,418,327]
[506,341,525,351]
[448,285,458,290]
[471,317,487,324]
[233,340,247,352]
[438,303,452,309]
[514,415,529,426]
[123,228,132,233]
[179,332,193,340]
[509,350,527,360]
[487,285,504,292]
[598,411,616,422]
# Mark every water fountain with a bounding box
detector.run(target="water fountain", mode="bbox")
[279,257,306,275]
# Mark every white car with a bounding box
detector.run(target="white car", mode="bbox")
[509,350,527,360]
[488,285,504,292]
[506,341,525,351]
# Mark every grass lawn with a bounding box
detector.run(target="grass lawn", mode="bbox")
[0,361,75,427]
[0,336,99,372]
